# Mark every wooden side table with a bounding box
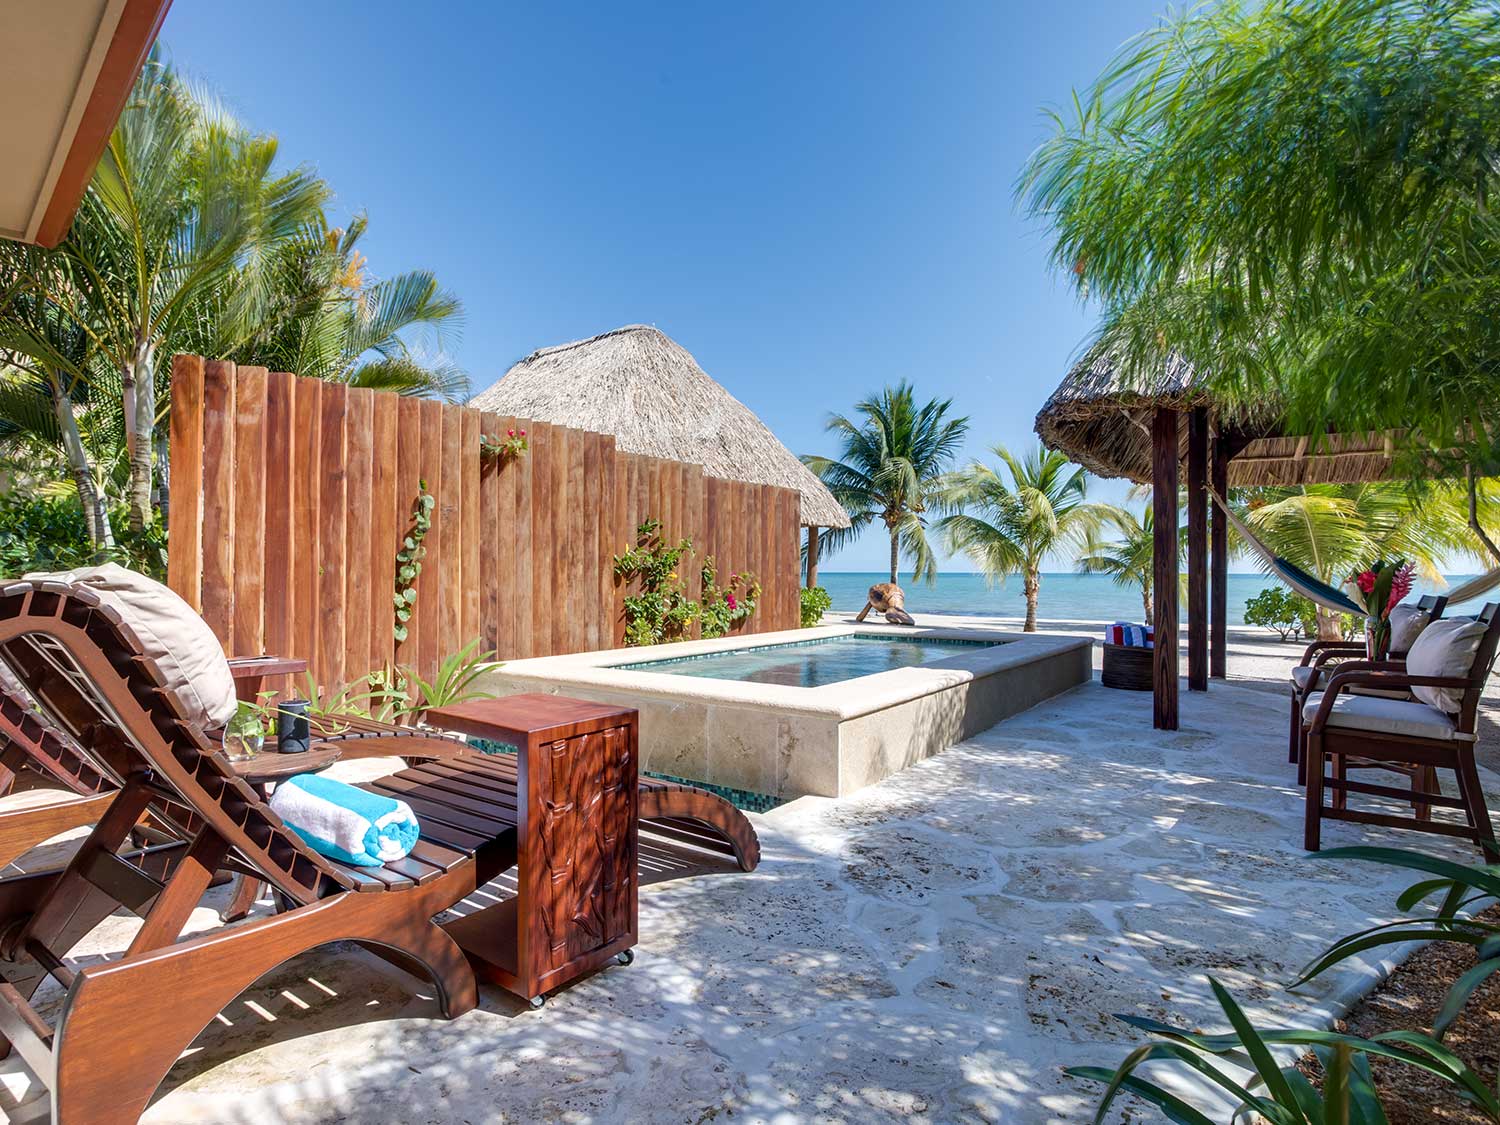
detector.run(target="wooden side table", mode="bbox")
[426,694,639,1006]
[228,656,309,703]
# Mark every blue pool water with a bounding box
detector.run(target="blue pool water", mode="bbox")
[617,635,999,688]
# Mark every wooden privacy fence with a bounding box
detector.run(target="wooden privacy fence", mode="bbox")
[167,355,803,693]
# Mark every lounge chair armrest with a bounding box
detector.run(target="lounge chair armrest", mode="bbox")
[1299,641,1365,668]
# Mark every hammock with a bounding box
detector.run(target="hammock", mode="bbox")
[1205,489,1364,616]
[1206,488,1500,614]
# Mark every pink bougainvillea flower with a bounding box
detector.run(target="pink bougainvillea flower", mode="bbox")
[519,429,526,437]
[507,429,515,438]
[1355,570,1377,594]
[727,594,737,610]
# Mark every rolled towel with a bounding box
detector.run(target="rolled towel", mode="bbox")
[269,773,419,867]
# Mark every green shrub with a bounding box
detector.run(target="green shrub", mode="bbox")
[1244,586,1309,641]
[0,494,165,579]
[800,585,832,628]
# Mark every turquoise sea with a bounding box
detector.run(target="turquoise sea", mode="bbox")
[817,571,1491,626]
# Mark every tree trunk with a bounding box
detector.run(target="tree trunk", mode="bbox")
[50,375,115,557]
[1141,584,1152,623]
[154,431,170,529]
[1023,568,1040,632]
[125,338,155,533]
[888,529,899,584]
[1316,608,1343,642]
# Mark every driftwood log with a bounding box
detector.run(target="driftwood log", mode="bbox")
[854,583,915,626]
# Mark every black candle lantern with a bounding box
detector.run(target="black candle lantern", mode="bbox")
[277,700,311,753]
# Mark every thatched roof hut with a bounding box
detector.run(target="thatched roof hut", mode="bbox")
[1035,350,1399,487]
[470,325,850,528]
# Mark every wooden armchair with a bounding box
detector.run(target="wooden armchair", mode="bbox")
[1287,593,1448,774]
[1301,603,1500,860]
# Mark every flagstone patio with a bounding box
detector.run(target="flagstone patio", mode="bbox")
[2,642,1494,1124]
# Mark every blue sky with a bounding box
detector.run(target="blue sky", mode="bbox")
[162,0,1175,573]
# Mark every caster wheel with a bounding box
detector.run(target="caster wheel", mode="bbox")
[616,949,635,966]
[528,994,546,1010]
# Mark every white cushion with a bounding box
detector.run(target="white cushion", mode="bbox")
[1291,666,1322,691]
[24,563,237,731]
[1405,617,1487,714]
[1303,690,1468,741]
[1388,604,1432,654]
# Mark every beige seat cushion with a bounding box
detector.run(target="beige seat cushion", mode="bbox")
[1388,604,1433,654]
[1291,666,1322,691]
[1405,617,1488,714]
[25,563,237,731]
[1303,690,1469,741]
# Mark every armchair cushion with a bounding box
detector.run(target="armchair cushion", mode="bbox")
[1303,691,1469,741]
[1291,666,1322,691]
[1388,604,1433,655]
[1406,617,1487,713]
[24,563,237,731]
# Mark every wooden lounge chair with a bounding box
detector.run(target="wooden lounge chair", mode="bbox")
[1302,603,1500,860]
[1287,594,1447,777]
[0,578,751,1121]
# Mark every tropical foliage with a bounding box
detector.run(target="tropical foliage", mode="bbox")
[939,445,1110,631]
[1019,0,1500,478]
[800,585,832,628]
[1076,502,1157,620]
[0,50,465,567]
[803,382,969,585]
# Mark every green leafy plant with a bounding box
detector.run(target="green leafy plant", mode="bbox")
[1068,977,1499,1123]
[699,557,760,639]
[479,426,528,461]
[393,480,435,645]
[400,638,496,716]
[1244,587,1312,642]
[800,585,832,628]
[613,519,699,646]
[0,493,166,579]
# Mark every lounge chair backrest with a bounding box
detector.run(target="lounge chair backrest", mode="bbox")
[1453,603,1500,736]
[1418,593,1448,620]
[0,580,353,902]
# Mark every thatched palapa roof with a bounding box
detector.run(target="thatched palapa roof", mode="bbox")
[1035,351,1401,487]
[469,325,851,528]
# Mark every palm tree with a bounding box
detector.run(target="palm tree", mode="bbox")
[1019,0,1500,477]
[939,445,1110,631]
[802,382,969,585]
[1077,504,1156,620]
[1238,481,1500,638]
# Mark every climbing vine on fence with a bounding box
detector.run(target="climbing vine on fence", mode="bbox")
[393,479,435,644]
[613,518,759,645]
[479,426,529,461]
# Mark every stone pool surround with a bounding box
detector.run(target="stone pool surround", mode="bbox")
[475,624,1093,799]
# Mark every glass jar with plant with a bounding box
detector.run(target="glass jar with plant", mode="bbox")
[222,692,275,762]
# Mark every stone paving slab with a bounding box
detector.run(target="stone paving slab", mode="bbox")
[0,672,1492,1124]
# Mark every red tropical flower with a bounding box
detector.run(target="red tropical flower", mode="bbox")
[1355,570,1377,594]
[726,594,738,611]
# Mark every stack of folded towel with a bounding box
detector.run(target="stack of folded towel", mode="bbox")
[269,774,420,866]
[1105,622,1154,648]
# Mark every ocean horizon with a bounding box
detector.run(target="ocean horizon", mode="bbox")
[817,571,1491,627]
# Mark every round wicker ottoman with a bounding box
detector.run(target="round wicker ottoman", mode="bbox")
[1101,643,1153,691]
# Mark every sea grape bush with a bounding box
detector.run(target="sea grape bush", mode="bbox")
[800,585,832,628]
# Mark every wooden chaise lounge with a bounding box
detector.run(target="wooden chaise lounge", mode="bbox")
[0,579,755,1121]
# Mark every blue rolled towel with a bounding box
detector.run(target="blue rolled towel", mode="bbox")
[269,774,420,867]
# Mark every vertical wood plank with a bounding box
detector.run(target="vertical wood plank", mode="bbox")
[231,366,268,658]
[511,417,534,658]
[1152,407,1180,731]
[343,388,373,685]
[395,397,424,668]
[581,433,603,652]
[439,406,464,662]
[462,408,481,650]
[262,371,295,687]
[199,360,236,650]
[292,378,322,677]
[317,384,348,693]
[556,427,581,653]
[603,437,622,648]
[167,354,205,612]
[417,398,444,680]
[371,392,399,674]
[478,414,504,656]
[528,421,554,657]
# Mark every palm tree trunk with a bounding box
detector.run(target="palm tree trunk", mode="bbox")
[1316,608,1342,642]
[50,375,115,557]
[1141,584,1152,623]
[889,529,899,584]
[1023,568,1040,632]
[124,338,155,533]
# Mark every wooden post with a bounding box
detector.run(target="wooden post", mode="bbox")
[806,526,820,588]
[1187,407,1208,692]
[1152,408,1180,731]
[1211,432,1229,679]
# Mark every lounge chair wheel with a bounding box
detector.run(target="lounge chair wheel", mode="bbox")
[616,948,634,966]
[528,994,546,1010]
